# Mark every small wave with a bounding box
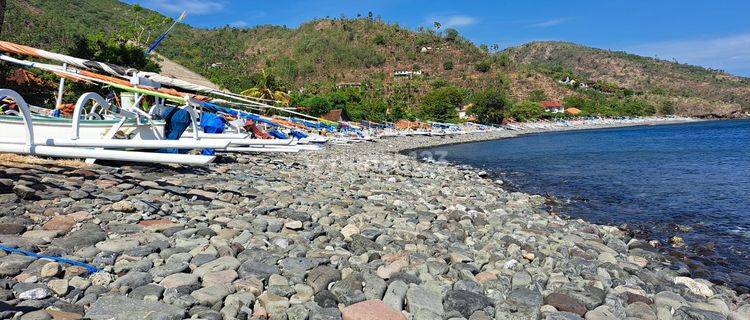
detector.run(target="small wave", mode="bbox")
[728,226,750,238]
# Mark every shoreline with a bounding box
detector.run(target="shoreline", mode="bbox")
[396,116,706,154]
[401,117,750,290]
[0,116,748,319]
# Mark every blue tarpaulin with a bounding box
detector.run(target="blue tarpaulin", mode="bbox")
[202,102,281,128]
[290,130,308,139]
[200,112,227,156]
[159,106,192,154]
[269,130,289,139]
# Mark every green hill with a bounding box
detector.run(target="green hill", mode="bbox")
[506,41,750,117]
[2,0,748,120]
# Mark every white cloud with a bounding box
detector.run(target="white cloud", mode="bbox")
[230,20,249,27]
[443,15,478,28]
[529,17,569,28]
[627,33,750,75]
[426,15,479,29]
[138,0,226,15]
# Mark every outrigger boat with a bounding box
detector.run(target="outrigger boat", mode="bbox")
[0,89,217,165]
[0,41,339,162]
[0,40,503,165]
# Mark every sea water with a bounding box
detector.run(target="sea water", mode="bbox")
[422,120,750,288]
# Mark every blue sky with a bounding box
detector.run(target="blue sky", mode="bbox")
[125,0,750,76]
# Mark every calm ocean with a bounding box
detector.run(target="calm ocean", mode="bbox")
[422,120,750,288]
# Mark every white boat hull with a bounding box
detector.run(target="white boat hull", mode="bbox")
[0,115,164,141]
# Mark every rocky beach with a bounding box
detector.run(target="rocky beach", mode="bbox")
[1,120,748,320]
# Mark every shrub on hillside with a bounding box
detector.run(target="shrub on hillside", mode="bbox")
[659,100,675,115]
[373,34,386,45]
[528,89,548,102]
[475,60,491,73]
[445,28,459,42]
[443,61,454,70]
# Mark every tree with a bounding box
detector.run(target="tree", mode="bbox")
[68,36,160,72]
[471,88,511,124]
[419,86,466,122]
[240,70,291,106]
[0,0,6,35]
[505,101,544,121]
[299,95,332,116]
[433,21,441,30]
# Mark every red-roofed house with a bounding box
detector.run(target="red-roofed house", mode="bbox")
[541,101,564,113]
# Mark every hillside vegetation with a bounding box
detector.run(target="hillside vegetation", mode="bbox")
[2,0,748,122]
[507,41,750,117]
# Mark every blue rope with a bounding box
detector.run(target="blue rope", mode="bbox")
[0,244,99,274]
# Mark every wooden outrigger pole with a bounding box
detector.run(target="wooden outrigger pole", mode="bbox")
[0,40,337,127]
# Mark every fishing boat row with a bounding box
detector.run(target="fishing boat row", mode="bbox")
[0,41,499,166]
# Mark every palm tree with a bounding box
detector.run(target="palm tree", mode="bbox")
[240,70,291,106]
[0,0,6,35]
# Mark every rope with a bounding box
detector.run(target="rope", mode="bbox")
[0,244,99,274]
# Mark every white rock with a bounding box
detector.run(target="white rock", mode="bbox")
[674,277,714,298]
[341,224,360,239]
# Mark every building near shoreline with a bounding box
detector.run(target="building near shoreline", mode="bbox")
[542,101,565,113]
